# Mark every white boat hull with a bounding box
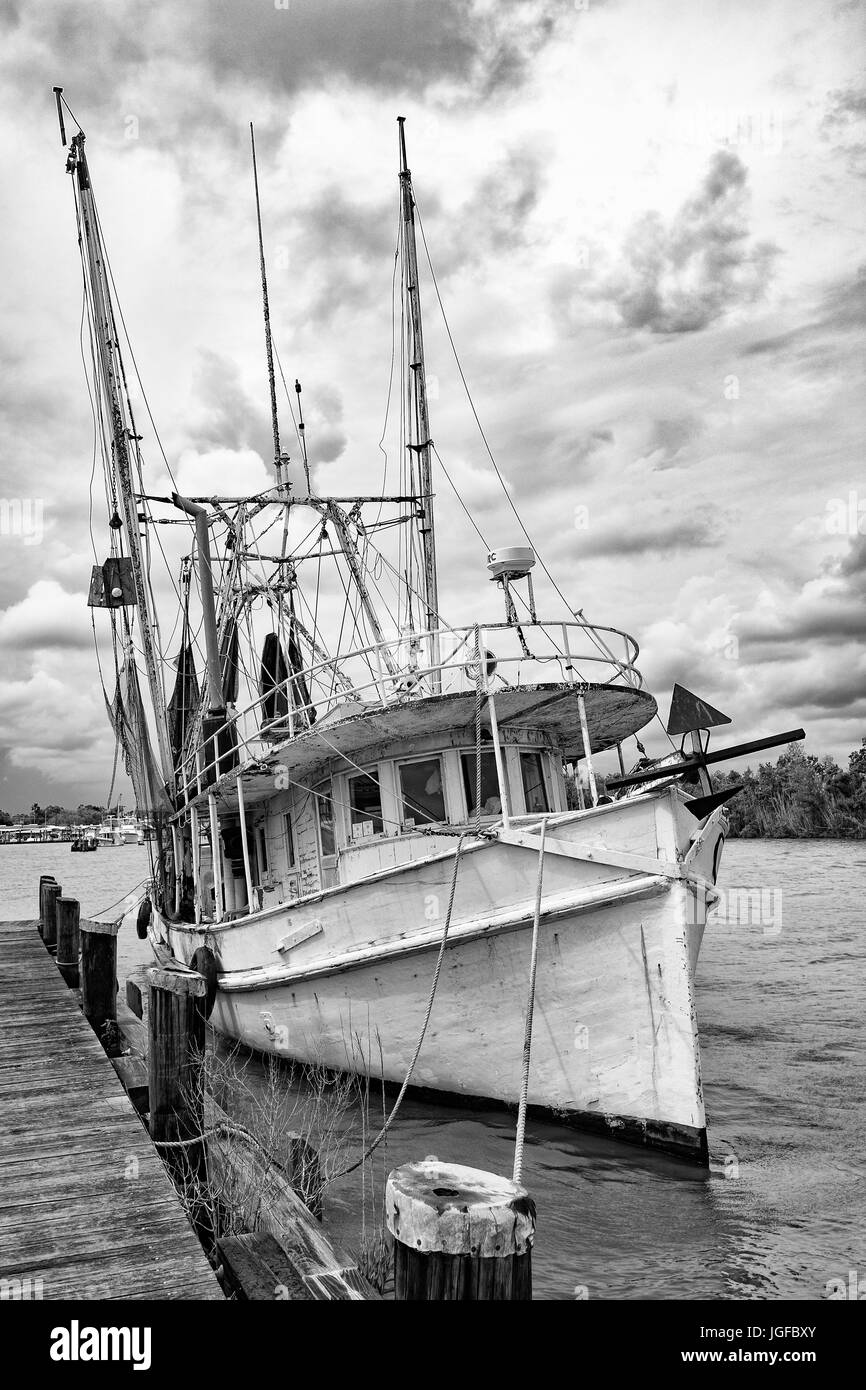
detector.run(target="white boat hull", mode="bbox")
[150,787,725,1162]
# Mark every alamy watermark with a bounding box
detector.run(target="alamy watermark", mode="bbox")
[825,491,866,536]
[0,497,44,545]
[690,884,782,937]
[0,1275,44,1300]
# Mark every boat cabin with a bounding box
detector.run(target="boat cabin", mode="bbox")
[190,722,567,920]
[169,667,657,926]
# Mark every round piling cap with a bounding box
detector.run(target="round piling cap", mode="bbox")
[385,1159,535,1257]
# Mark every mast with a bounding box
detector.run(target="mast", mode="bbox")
[250,123,287,489]
[66,130,173,783]
[398,118,441,691]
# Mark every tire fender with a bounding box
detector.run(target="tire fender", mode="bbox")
[190,945,219,1019]
[136,898,152,940]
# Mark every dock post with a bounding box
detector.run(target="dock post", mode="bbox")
[385,1158,535,1300]
[147,968,208,1190]
[56,896,81,988]
[80,918,121,1052]
[38,874,57,932]
[41,881,62,948]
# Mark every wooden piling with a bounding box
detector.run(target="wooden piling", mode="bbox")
[55,896,80,988]
[40,880,62,947]
[385,1158,535,1300]
[37,874,56,931]
[147,968,207,1188]
[80,918,120,1052]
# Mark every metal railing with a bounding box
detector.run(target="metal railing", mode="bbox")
[175,618,643,803]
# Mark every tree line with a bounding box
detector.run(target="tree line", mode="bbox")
[714,743,866,839]
[0,803,117,827]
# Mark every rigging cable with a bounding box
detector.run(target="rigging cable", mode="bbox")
[413,197,660,697]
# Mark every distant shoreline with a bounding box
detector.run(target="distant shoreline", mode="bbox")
[726,830,865,842]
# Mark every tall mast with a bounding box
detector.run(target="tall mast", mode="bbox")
[250,123,287,489]
[66,130,173,783]
[398,118,441,691]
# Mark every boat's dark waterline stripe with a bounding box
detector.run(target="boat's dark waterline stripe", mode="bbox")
[401,1080,710,1167]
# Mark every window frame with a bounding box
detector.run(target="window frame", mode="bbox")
[395,753,447,830]
[519,748,551,814]
[459,746,510,821]
[315,780,337,860]
[346,769,385,839]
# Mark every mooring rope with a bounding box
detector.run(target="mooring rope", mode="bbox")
[512,819,547,1187]
[153,1118,280,1167]
[90,877,150,920]
[326,832,467,1182]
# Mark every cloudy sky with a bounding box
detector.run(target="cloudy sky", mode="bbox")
[0,0,864,813]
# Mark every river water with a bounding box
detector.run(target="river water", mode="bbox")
[2,838,863,1300]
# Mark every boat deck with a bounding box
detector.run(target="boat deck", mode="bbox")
[0,920,223,1299]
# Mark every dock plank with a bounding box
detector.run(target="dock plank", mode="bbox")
[0,921,222,1300]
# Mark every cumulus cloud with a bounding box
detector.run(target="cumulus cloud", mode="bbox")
[576,507,720,559]
[739,534,866,649]
[0,661,114,781]
[0,580,91,650]
[461,142,548,254]
[820,82,866,172]
[0,583,116,790]
[0,0,571,145]
[603,152,779,333]
[171,447,273,497]
[744,266,866,366]
[187,350,272,457]
[643,414,704,469]
[302,385,348,473]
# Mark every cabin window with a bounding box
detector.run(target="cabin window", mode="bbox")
[256,823,268,874]
[317,783,335,857]
[460,749,507,818]
[284,812,296,868]
[398,757,445,828]
[348,772,384,837]
[520,751,550,813]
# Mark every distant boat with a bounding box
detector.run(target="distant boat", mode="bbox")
[119,818,142,845]
[71,836,98,853]
[95,822,122,847]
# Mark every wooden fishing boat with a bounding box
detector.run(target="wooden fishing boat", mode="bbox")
[59,94,802,1162]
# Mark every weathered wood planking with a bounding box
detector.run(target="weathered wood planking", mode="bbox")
[0,920,223,1300]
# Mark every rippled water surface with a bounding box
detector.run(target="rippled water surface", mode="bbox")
[3,838,863,1299]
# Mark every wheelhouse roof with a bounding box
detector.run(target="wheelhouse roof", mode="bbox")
[175,681,656,819]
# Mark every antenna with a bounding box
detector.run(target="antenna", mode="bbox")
[250,123,286,488]
[295,379,311,494]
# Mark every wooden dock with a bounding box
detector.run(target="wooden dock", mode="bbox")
[0,920,223,1300]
